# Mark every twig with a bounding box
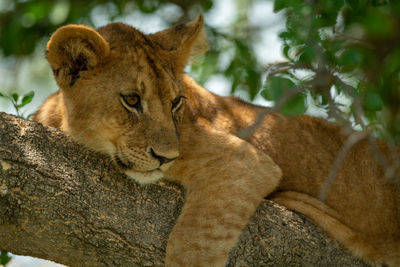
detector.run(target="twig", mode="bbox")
[263,61,311,76]
[332,30,373,48]
[334,75,400,182]
[367,135,400,185]
[318,131,369,202]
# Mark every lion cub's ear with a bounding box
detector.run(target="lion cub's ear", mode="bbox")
[46,25,110,88]
[148,14,208,73]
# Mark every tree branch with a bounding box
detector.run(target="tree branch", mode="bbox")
[0,112,368,266]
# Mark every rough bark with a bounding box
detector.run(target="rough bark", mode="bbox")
[0,112,369,266]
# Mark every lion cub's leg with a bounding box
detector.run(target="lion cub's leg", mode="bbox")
[273,191,386,266]
[165,128,281,266]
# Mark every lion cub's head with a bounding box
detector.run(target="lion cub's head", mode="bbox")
[46,15,206,183]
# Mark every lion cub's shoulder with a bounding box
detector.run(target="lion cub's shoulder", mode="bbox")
[33,91,65,129]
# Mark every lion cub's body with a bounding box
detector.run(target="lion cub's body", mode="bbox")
[34,15,400,266]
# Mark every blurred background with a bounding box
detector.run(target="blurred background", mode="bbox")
[1,0,399,266]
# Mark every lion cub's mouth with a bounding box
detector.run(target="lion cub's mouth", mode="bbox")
[113,154,165,184]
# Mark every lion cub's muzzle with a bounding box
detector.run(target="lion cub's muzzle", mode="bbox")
[149,148,178,165]
[114,147,179,184]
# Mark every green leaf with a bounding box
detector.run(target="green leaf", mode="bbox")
[11,93,19,102]
[230,69,243,94]
[311,91,329,106]
[262,76,295,101]
[195,51,219,84]
[274,0,302,12]
[363,91,383,111]
[278,31,293,40]
[274,0,290,12]
[297,46,316,64]
[345,0,367,10]
[320,0,345,12]
[280,93,307,116]
[0,92,3,97]
[200,0,213,11]
[246,68,262,100]
[371,0,389,7]
[19,91,35,107]
[282,44,290,59]
[338,48,364,71]
[136,0,160,13]
[363,10,394,37]
[262,75,306,116]
[27,1,52,21]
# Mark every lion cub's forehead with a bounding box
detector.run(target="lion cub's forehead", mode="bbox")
[96,23,182,101]
[97,23,154,54]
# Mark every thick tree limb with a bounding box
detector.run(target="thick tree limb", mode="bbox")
[0,112,368,266]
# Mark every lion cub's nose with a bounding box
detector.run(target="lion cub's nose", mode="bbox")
[150,148,178,166]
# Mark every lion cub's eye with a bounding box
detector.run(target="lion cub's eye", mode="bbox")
[171,96,186,112]
[120,93,142,112]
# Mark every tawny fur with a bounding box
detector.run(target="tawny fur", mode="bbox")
[34,15,400,266]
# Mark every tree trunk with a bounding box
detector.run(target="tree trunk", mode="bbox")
[0,112,369,266]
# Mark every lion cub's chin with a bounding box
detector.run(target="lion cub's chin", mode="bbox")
[125,169,164,184]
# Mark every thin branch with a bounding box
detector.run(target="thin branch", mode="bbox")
[367,135,400,185]
[318,130,369,202]
[334,76,400,181]
[263,61,311,76]
[332,30,373,49]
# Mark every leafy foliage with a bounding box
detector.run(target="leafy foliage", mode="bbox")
[1,0,399,146]
[0,0,209,56]
[270,0,400,144]
[0,91,35,118]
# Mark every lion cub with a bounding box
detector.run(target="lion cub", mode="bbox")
[34,15,399,266]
